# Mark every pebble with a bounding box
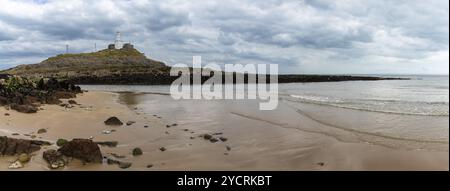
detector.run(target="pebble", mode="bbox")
[132,148,143,156]
[203,134,212,140]
[37,128,47,134]
[219,137,228,142]
[210,138,219,143]
[126,121,136,126]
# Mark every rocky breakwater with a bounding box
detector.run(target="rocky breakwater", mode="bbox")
[0,75,82,113]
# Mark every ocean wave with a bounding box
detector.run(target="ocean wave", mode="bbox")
[286,94,449,116]
[294,109,449,144]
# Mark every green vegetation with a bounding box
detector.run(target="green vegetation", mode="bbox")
[45,48,145,63]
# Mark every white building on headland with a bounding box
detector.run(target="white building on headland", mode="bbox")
[108,32,134,50]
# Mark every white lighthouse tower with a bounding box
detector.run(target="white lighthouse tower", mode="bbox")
[114,31,122,49]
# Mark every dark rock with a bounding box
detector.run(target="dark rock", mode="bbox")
[95,141,118,147]
[68,100,78,105]
[104,117,123,126]
[12,133,19,136]
[210,138,219,143]
[37,128,47,134]
[159,147,166,152]
[10,104,37,113]
[126,121,136,126]
[0,136,49,155]
[43,149,68,169]
[226,146,231,151]
[171,123,178,127]
[132,148,143,156]
[58,139,103,163]
[119,161,132,169]
[147,164,154,168]
[4,113,9,116]
[203,134,212,140]
[219,137,228,142]
[317,162,325,166]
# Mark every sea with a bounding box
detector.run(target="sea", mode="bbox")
[80,75,449,151]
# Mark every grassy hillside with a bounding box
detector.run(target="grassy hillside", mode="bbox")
[3,48,170,80]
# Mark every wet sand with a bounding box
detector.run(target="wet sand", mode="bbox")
[0,91,448,171]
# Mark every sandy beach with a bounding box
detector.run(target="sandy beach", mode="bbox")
[0,91,448,171]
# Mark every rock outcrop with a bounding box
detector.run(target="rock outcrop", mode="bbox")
[0,76,82,113]
[58,139,103,163]
[43,149,68,169]
[0,136,51,156]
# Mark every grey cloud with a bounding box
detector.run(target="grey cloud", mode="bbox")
[0,0,448,74]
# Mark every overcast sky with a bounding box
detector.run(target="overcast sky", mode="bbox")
[0,0,448,74]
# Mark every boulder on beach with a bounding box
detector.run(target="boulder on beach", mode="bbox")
[58,139,103,163]
[0,136,51,156]
[104,117,123,126]
[43,149,68,169]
